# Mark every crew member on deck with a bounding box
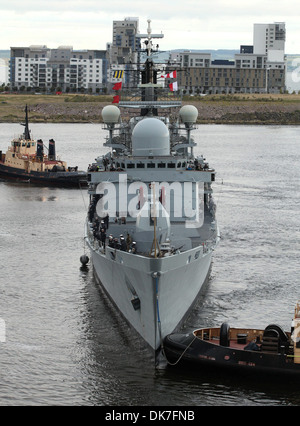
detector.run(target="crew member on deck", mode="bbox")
[100,228,106,250]
[244,337,261,351]
[120,236,127,251]
[108,235,114,248]
[130,242,137,254]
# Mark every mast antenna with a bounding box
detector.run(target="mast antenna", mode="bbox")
[21,105,31,140]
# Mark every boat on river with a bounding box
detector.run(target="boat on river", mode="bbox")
[163,301,300,377]
[84,20,219,362]
[0,106,87,187]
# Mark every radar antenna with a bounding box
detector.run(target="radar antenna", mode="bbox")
[136,19,164,60]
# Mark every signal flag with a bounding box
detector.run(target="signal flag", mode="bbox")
[112,95,120,104]
[112,82,122,90]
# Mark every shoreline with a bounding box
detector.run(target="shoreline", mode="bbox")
[0,93,300,125]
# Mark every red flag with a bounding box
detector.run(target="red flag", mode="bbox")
[112,95,120,104]
[169,81,178,92]
[112,82,122,90]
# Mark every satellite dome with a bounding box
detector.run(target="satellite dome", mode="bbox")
[179,105,198,124]
[132,118,170,157]
[101,105,120,124]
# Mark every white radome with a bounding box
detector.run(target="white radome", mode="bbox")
[101,105,121,124]
[179,105,198,124]
[132,118,170,156]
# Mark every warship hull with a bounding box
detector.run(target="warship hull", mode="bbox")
[87,236,213,351]
[0,162,87,187]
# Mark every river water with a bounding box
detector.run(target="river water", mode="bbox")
[0,122,300,406]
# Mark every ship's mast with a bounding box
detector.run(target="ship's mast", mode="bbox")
[136,20,164,115]
[22,105,31,141]
[119,21,181,115]
[145,19,153,58]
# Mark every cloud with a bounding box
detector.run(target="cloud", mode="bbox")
[0,0,299,52]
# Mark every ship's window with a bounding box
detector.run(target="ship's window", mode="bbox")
[147,163,155,168]
[177,162,182,168]
[137,163,145,168]
[121,163,125,168]
[167,163,175,168]
[182,162,186,167]
[127,163,135,169]
[158,163,166,168]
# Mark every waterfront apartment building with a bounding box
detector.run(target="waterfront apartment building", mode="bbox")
[10,45,108,93]
[9,18,140,92]
[169,22,286,94]
[108,17,141,88]
[110,17,140,65]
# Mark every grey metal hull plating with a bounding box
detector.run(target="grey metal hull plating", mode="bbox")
[88,241,213,351]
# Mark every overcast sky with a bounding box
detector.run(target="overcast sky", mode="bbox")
[0,0,299,53]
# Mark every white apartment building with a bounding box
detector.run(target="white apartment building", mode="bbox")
[253,23,285,59]
[10,45,107,93]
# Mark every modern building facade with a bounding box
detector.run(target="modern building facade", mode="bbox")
[9,18,140,92]
[169,22,286,94]
[108,17,141,88]
[110,17,140,65]
[10,45,108,93]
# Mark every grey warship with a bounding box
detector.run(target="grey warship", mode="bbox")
[84,21,219,358]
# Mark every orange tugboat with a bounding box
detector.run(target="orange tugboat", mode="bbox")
[0,106,87,187]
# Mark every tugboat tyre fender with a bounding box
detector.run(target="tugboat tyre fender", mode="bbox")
[220,322,230,347]
[264,324,289,342]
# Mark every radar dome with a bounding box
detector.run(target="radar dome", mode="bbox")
[179,105,198,124]
[101,105,120,124]
[132,118,170,157]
